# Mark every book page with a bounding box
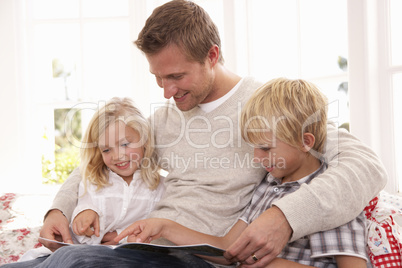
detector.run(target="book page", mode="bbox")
[38,237,225,257]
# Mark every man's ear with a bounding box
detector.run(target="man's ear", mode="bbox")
[207,44,220,67]
[302,133,315,152]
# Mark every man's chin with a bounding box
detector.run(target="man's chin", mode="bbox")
[175,102,196,111]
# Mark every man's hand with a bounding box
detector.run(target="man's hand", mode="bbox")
[114,218,166,244]
[39,209,73,252]
[224,206,292,267]
[72,209,100,237]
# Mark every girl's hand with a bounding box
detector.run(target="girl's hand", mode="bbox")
[101,231,118,245]
[72,209,100,237]
[114,218,167,243]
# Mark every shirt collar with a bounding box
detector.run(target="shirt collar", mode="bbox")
[265,161,327,187]
[197,77,244,113]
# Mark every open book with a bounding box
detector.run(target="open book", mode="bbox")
[39,237,225,257]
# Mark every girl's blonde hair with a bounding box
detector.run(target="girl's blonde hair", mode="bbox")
[80,97,160,190]
[241,78,328,154]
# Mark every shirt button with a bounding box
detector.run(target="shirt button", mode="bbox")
[273,187,279,193]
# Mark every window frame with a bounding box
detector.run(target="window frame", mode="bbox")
[347,0,400,193]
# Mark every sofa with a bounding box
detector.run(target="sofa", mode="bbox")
[1,191,402,266]
[0,193,52,264]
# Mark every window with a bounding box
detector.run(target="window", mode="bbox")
[5,0,397,192]
[390,0,402,192]
[29,0,136,183]
[347,0,401,193]
[27,0,226,185]
[31,0,134,103]
[42,108,81,184]
[244,0,349,127]
[394,73,402,191]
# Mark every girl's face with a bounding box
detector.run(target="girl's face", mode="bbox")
[98,121,144,184]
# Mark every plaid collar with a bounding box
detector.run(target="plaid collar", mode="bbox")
[266,160,327,187]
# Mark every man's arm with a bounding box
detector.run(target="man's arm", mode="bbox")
[47,167,81,222]
[40,167,81,250]
[274,124,387,240]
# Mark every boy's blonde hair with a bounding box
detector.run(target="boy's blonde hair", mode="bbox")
[80,97,160,190]
[241,78,328,154]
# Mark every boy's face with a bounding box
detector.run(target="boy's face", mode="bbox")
[252,132,309,182]
[145,44,215,111]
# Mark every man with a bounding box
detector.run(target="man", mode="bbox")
[33,1,386,267]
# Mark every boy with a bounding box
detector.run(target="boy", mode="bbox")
[115,78,369,267]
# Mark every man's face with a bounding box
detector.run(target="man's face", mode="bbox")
[146,44,215,111]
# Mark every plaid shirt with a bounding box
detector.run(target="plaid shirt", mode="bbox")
[240,162,369,267]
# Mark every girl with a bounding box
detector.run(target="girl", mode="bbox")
[17,97,165,262]
[70,96,165,244]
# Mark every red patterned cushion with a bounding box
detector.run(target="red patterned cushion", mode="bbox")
[365,196,402,268]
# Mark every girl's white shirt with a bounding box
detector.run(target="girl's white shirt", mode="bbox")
[71,169,165,244]
[19,170,165,262]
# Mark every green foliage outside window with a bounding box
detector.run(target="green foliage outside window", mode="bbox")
[42,108,81,184]
[42,145,79,184]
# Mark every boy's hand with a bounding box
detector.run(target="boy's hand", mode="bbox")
[72,209,100,237]
[114,218,167,243]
